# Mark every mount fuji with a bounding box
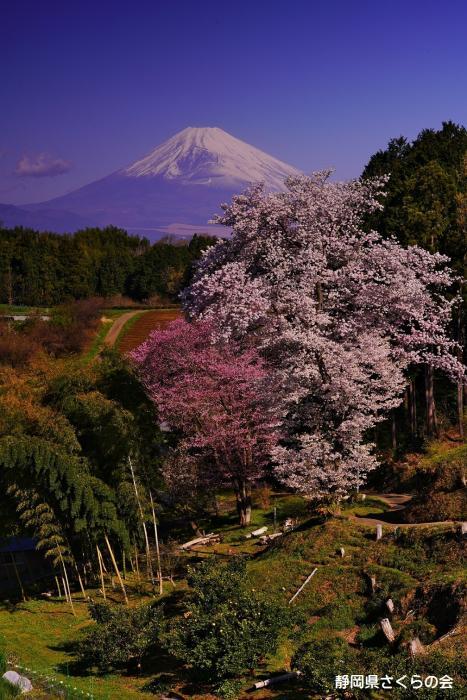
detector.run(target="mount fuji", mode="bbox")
[10,127,302,239]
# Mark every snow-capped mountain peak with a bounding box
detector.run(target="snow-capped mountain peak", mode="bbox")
[17,126,304,238]
[122,126,301,189]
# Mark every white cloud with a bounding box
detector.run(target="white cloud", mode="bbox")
[15,152,72,178]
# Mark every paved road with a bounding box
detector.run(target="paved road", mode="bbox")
[353,492,455,528]
[103,311,143,348]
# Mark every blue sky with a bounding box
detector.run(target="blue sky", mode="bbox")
[1,0,466,204]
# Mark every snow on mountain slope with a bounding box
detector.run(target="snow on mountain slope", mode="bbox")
[18,127,302,239]
[123,126,301,188]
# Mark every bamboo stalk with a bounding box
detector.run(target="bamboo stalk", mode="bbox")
[128,457,154,584]
[10,552,26,602]
[134,541,140,581]
[55,575,62,598]
[61,576,69,603]
[74,561,87,599]
[149,491,163,595]
[55,540,75,616]
[104,534,129,605]
[96,545,106,601]
[63,573,75,615]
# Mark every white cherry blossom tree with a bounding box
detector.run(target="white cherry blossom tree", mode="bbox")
[184,172,464,497]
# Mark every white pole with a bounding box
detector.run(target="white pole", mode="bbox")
[288,568,318,604]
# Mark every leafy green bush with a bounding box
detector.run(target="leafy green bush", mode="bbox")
[215,679,244,699]
[358,647,466,699]
[165,559,290,683]
[397,618,437,646]
[77,601,163,672]
[293,637,361,695]
[295,639,466,699]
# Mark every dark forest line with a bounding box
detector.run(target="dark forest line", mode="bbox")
[0,227,217,307]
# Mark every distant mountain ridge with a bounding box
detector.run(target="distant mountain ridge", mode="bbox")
[0,202,93,233]
[2,127,302,239]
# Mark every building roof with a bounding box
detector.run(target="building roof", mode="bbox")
[0,537,37,553]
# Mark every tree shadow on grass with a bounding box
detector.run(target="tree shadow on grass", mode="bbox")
[179,675,313,700]
[355,509,410,524]
[48,638,94,678]
[50,636,186,687]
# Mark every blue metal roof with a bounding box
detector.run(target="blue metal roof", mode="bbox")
[0,537,37,553]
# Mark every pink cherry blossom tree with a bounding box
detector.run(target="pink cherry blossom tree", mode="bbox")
[183,172,464,498]
[131,319,280,525]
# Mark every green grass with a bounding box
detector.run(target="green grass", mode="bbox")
[342,496,390,517]
[420,442,467,468]
[0,597,161,699]
[0,304,47,315]
[80,320,114,364]
[0,491,464,699]
[81,310,136,364]
[0,679,19,699]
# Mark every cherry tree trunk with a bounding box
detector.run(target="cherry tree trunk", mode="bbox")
[458,381,464,439]
[425,365,438,436]
[391,411,397,451]
[408,378,417,436]
[236,480,252,527]
[457,301,464,439]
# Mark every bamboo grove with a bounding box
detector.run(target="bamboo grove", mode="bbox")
[0,351,167,608]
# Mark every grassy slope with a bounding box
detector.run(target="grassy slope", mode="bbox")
[0,400,464,700]
[80,319,114,364]
[0,595,168,699]
[0,491,464,699]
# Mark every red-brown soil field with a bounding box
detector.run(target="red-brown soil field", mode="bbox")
[118,308,182,353]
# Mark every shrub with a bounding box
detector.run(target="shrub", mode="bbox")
[0,323,38,367]
[165,559,290,683]
[77,601,163,671]
[215,679,244,699]
[293,637,361,695]
[397,618,437,646]
[358,646,466,699]
[28,298,103,357]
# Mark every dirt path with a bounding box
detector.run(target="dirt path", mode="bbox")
[103,311,144,347]
[352,492,455,528]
